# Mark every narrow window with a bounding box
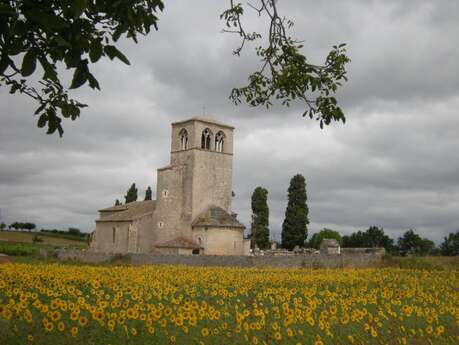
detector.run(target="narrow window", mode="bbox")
[179,128,188,150]
[112,228,116,243]
[201,129,212,150]
[215,131,225,152]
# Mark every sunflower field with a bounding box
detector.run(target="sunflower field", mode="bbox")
[0,263,458,344]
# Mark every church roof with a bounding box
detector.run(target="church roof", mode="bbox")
[98,204,129,212]
[155,237,202,249]
[192,206,245,229]
[171,116,234,129]
[97,200,156,222]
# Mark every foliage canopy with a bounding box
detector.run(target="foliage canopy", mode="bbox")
[0,0,164,136]
[281,174,309,250]
[342,226,394,252]
[251,186,270,249]
[309,228,342,249]
[397,229,435,256]
[144,186,152,201]
[124,183,138,204]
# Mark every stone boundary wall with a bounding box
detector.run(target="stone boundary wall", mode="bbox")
[57,248,385,269]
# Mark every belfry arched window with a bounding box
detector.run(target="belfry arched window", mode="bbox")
[201,128,212,150]
[215,131,225,152]
[179,128,188,150]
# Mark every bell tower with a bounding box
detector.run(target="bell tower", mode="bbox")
[154,117,235,242]
[170,117,234,219]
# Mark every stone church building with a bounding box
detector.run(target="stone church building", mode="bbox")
[90,117,250,255]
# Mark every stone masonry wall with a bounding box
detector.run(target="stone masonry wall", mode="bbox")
[57,249,385,269]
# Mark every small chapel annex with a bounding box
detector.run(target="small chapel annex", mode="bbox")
[90,117,250,255]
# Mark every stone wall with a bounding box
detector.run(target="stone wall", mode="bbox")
[192,227,245,255]
[57,248,385,269]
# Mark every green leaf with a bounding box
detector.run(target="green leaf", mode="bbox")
[61,104,73,118]
[37,113,47,128]
[70,62,88,89]
[73,0,88,18]
[25,9,68,30]
[0,55,9,74]
[0,4,15,15]
[87,72,100,90]
[21,50,36,77]
[34,103,47,115]
[104,45,130,65]
[89,40,103,63]
[39,57,58,82]
[46,108,63,136]
[55,35,71,48]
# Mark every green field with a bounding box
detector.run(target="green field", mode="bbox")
[0,231,87,247]
[0,231,87,258]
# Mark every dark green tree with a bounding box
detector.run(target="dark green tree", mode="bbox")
[1,1,349,136]
[144,186,152,201]
[281,174,309,250]
[309,228,342,249]
[124,183,138,204]
[0,223,5,231]
[10,222,21,230]
[342,226,395,252]
[115,199,121,206]
[397,229,435,256]
[23,222,36,232]
[250,186,269,249]
[68,227,81,236]
[440,230,459,256]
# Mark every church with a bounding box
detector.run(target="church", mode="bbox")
[90,117,250,255]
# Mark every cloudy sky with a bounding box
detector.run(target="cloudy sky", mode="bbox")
[1,0,458,243]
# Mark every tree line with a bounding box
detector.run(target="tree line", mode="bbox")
[1,222,36,231]
[0,223,88,240]
[250,174,459,256]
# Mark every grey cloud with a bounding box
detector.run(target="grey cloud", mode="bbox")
[1,0,458,245]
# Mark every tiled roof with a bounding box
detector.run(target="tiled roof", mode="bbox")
[99,204,128,212]
[155,237,201,249]
[97,201,156,222]
[192,206,245,229]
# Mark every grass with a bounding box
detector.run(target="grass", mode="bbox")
[37,231,88,242]
[0,231,87,248]
[0,231,88,260]
[0,242,43,256]
[382,255,459,271]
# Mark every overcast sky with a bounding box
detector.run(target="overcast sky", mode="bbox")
[1,0,458,243]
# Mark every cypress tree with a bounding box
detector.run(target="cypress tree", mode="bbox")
[281,174,309,250]
[144,186,152,201]
[251,187,270,249]
[124,183,138,204]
